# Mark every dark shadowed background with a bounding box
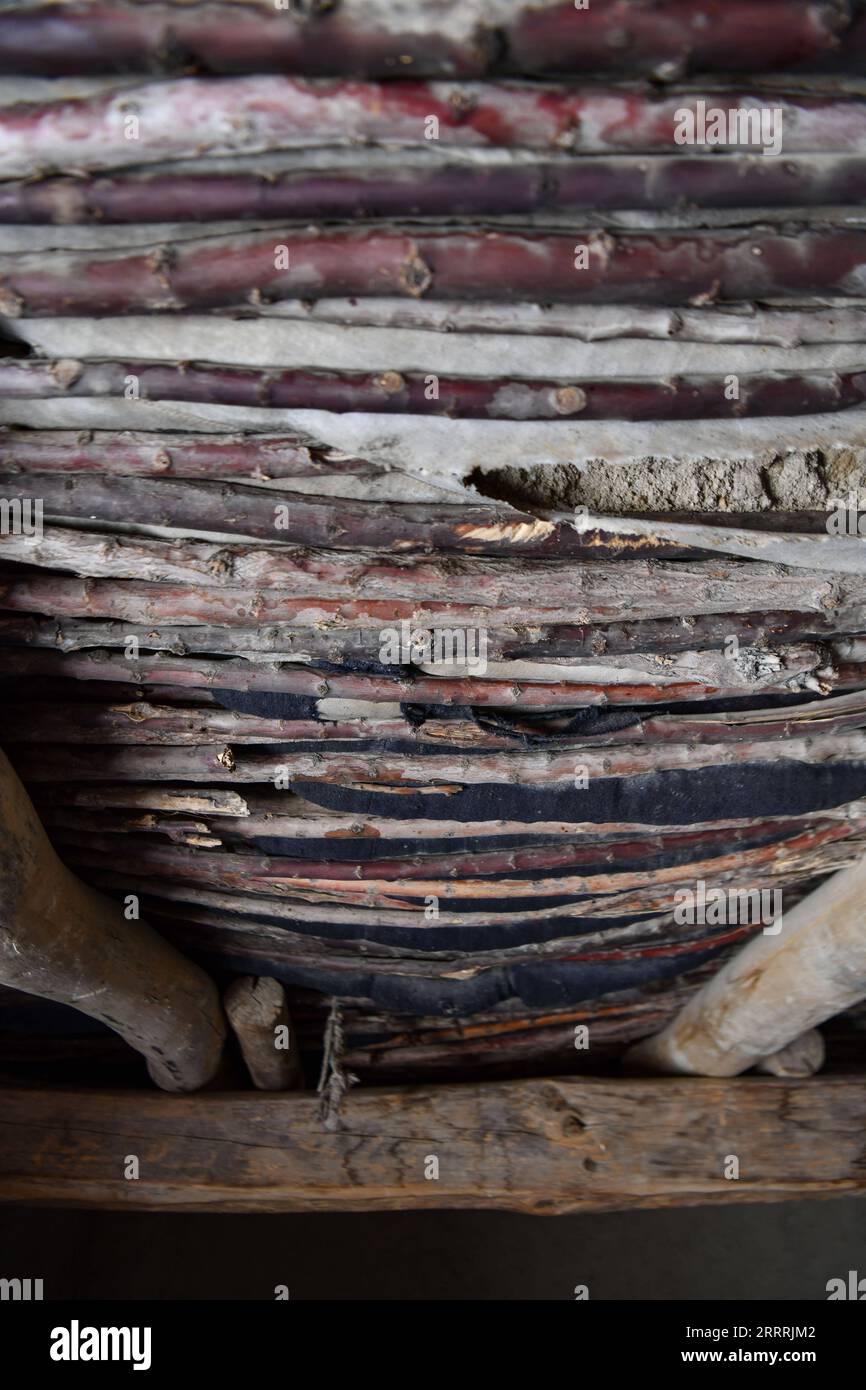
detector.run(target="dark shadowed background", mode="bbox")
[2,1201,864,1300]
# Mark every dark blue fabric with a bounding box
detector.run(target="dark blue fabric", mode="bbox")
[186,940,735,1016]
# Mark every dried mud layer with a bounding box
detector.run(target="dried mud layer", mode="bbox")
[470,448,866,515]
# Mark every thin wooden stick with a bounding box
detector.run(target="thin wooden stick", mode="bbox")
[0,1,850,79]
[4,357,864,419]
[0,474,568,555]
[14,723,864,788]
[4,226,866,316]
[4,154,866,222]
[0,429,372,478]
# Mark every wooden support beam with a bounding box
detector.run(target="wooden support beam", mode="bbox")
[224,976,304,1091]
[626,857,866,1077]
[0,747,226,1091]
[0,1076,865,1213]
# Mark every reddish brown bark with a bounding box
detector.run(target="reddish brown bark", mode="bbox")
[0,428,374,478]
[4,154,866,223]
[3,358,864,420]
[3,227,866,316]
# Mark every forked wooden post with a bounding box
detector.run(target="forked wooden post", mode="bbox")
[626,855,866,1076]
[0,747,226,1091]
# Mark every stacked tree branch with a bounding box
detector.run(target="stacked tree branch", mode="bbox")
[2,0,866,1083]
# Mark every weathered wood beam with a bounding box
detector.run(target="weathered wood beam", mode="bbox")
[627,853,866,1076]
[0,747,226,1091]
[2,1075,866,1213]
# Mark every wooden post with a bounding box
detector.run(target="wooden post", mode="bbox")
[626,856,866,1076]
[224,976,304,1091]
[0,747,226,1091]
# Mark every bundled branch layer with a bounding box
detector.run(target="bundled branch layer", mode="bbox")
[3,0,866,1082]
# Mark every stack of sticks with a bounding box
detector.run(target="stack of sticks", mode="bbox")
[2,0,866,1082]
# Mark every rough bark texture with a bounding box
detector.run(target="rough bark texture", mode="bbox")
[4,528,858,616]
[4,227,866,317]
[5,358,866,420]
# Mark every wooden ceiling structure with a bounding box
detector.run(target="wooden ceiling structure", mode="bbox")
[2,0,866,1213]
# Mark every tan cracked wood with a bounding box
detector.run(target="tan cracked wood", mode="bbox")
[1,1076,865,1213]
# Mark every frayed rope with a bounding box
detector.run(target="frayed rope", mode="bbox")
[316,998,359,1130]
